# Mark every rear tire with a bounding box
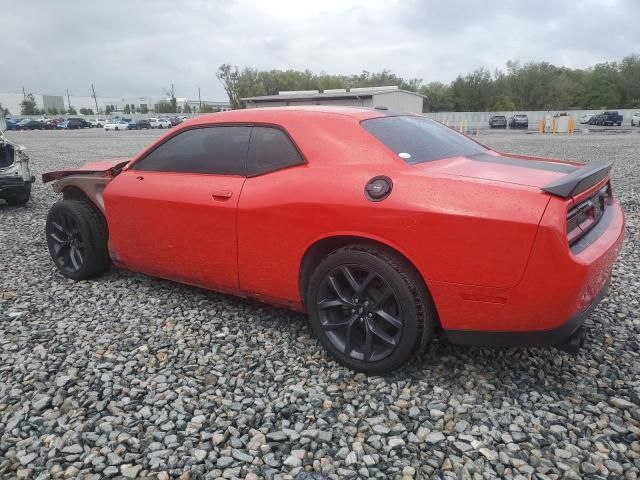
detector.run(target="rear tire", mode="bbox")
[46,200,110,280]
[306,245,434,374]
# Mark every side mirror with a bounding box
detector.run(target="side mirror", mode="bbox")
[0,115,6,134]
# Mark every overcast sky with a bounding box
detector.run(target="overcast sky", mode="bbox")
[2,0,638,101]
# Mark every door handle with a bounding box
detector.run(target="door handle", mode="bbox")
[212,189,233,199]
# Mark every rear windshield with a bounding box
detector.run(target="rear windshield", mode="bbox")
[361,116,487,164]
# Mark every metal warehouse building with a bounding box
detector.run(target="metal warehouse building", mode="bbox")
[242,86,425,113]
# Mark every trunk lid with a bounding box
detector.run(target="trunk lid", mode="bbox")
[416,151,582,190]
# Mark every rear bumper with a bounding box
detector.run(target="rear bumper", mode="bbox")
[431,199,625,343]
[444,276,610,348]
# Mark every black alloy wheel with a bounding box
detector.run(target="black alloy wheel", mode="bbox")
[47,210,86,274]
[307,245,434,374]
[316,264,403,363]
[46,200,110,280]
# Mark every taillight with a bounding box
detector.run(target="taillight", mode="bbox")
[566,184,611,246]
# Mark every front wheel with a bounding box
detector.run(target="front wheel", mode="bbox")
[46,200,110,280]
[306,245,434,374]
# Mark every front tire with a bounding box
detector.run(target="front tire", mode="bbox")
[46,200,110,280]
[306,245,434,374]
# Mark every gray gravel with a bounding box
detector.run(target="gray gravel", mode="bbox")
[1,128,639,479]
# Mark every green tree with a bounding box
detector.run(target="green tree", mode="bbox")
[105,105,113,115]
[200,104,220,113]
[183,103,192,113]
[123,104,131,114]
[0,103,9,116]
[619,54,640,107]
[68,106,77,115]
[217,64,242,109]
[21,93,39,115]
[79,108,94,115]
[420,82,454,112]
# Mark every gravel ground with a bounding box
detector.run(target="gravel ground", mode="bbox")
[1,129,638,480]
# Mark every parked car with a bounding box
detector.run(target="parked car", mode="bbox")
[94,119,107,128]
[489,115,507,128]
[593,111,623,126]
[631,113,640,126]
[104,120,129,131]
[42,107,625,373]
[169,116,183,127]
[5,119,20,130]
[580,114,594,124]
[42,119,58,130]
[149,117,171,129]
[18,119,44,130]
[58,118,91,129]
[127,119,151,130]
[0,116,34,205]
[509,114,528,129]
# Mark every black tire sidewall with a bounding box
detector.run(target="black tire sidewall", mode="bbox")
[307,247,429,374]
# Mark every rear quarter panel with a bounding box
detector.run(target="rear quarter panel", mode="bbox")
[237,115,550,307]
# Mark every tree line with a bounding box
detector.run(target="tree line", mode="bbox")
[217,53,640,112]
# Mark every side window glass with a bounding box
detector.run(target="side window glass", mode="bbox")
[133,126,251,175]
[247,127,303,176]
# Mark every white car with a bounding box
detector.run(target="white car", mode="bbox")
[631,113,640,127]
[149,118,171,129]
[93,119,107,128]
[580,114,593,124]
[104,120,129,131]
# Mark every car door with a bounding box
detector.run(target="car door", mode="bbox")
[104,125,251,292]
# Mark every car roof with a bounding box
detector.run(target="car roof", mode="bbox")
[188,106,394,125]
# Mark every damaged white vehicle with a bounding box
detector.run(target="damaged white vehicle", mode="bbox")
[0,116,34,206]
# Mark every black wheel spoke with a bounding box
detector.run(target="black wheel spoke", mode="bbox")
[49,232,67,244]
[357,271,376,295]
[70,247,81,270]
[374,309,402,328]
[367,320,397,346]
[340,266,360,293]
[316,263,404,363]
[322,313,357,331]
[327,274,353,306]
[343,319,357,355]
[318,298,350,310]
[364,325,373,361]
[51,221,65,233]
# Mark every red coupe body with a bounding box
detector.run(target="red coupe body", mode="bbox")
[44,106,624,365]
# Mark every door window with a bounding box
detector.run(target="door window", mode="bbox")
[133,126,251,175]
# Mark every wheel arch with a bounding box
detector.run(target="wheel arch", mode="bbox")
[298,233,435,316]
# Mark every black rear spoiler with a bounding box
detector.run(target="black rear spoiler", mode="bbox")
[541,160,613,198]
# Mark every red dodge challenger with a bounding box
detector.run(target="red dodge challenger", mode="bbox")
[43,107,625,373]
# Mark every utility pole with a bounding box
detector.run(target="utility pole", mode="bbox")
[66,89,71,113]
[91,84,99,114]
[198,87,202,110]
[22,87,26,100]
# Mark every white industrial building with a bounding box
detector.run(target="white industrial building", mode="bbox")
[242,86,425,113]
[0,92,230,116]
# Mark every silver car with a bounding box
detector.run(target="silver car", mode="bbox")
[0,116,34,205]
